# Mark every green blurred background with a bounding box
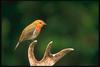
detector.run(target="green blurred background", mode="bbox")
[1,1,98,66]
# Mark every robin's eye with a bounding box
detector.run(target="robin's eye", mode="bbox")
[39,22,42,24]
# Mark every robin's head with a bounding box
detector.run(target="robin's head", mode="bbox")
[32,20,46,32]
[33,20,46,28]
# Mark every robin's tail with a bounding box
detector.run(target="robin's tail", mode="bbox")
[14,42,20,50]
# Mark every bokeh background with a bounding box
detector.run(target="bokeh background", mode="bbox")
[1,1,98,66]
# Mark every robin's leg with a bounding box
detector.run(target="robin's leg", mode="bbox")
[34,40,37,42]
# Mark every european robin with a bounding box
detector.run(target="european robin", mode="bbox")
[15,19,46,50]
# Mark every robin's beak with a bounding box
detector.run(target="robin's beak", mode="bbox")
[44,22,47,25]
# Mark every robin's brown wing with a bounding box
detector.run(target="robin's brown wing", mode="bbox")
[19,26,35,42]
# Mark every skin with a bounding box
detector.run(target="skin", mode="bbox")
[15,20,46,50]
